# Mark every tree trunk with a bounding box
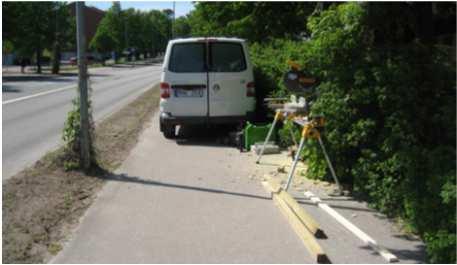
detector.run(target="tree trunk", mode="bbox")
[52,42,61,74]
[114,51,119,63]
[36,48,42,74]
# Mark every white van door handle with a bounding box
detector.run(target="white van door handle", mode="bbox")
[212,84,220,92]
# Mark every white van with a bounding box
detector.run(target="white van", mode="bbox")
[159,37,256,138]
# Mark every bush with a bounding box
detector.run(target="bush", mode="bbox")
[62,99,82,170]
[250,3,456,263]
[62,97,95,171]
[249,39,311,120]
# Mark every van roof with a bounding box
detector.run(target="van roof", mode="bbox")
[169,37,246,44]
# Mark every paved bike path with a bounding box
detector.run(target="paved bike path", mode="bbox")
[52,113,312,263]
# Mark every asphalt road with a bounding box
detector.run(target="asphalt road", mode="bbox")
[2,64,162,180]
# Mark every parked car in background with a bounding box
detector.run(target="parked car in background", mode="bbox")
[159,37,256,138]
[69,55,96,65]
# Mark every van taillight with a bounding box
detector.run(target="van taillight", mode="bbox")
[160,82,170,98]
[246,82,255,97]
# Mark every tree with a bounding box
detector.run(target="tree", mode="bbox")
[3,2,19,41]
[162,8,174,40]
[89,18,118,63]
[91,1,125,62]
[110,1,124,50]
[148,10,170,55]
[140,12,154,58]
[4,2,55,73]
[52,2,75,74]
[90,3,171,61]
[3,2,74,74]
[174,16,191,38]
[123,8,146,59]
[188,2,316,41]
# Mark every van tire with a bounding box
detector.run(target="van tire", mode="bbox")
[163,124,176,139]
[159,119,165,132]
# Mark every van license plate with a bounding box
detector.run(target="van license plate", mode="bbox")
[174,89,203,97]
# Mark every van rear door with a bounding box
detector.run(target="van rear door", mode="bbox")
[208,41,253,117]
[166,42,208,117]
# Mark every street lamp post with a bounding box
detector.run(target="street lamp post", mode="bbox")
[76,1,91,170]
[172,1,175,39]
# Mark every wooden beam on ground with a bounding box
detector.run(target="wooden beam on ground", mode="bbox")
[262,180,330,263]
[278,189,325,238]
[264,178,325,238]
[304,191,399,263]
[273,190,331,264]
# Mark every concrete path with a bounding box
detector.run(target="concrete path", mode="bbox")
[52,114,313,263]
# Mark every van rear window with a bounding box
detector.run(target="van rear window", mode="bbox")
[210,43,246,72]
[169,43,206,73]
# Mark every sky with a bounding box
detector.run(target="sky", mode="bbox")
[87,1,195,17]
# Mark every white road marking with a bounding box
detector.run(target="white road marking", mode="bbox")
[3,67,162,105]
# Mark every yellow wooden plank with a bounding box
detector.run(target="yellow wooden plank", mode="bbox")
[265,178,325,238]
[277,190,325,238]
[273,194,331,264]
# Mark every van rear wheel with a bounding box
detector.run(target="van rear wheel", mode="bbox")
[162,124,176,139]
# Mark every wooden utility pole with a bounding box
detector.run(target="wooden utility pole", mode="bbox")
[76,1,91,170]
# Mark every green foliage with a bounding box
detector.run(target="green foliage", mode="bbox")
[62,99,81,170]
[3,2,60,72]
[147,10,170,54]
[188,2,316,42]
[90,2,124,57]
[52,2,76,74]
[90,3,171,59]
[425,230,456,263]
[62,96,95,171]
[90,17,119,53]
[4,2,75,74]
[174,16,191,38]
[277,120,300,148]
[248,39,312,117]
[3,2,53,56]
[249,3,456,262]
[3,40,14,54]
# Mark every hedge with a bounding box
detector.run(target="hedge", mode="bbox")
[249,3,456,263]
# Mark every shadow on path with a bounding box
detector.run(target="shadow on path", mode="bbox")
[2,85,21,93]
[175,124,241,148]
[103,172,271,201]
[359,244,427,263]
